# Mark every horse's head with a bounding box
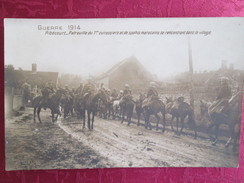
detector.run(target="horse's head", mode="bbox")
[166,97,173,104]
[97,90,108,104]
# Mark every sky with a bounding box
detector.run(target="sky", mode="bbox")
[4,18,244,79]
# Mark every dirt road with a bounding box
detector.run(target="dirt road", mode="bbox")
[5,108,239,170]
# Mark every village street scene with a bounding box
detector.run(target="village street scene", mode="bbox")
[4,57,244,170]
[4,18,244,170]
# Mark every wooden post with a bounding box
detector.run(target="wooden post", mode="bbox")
[188,36,194,110]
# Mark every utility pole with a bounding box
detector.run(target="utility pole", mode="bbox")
[188,36,194,110]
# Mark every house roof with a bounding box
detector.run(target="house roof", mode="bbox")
[95,56,153,80]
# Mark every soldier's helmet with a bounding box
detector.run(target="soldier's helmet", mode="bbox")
[149,82,156,88]
[125,84,130,88]
[177,96,184,103]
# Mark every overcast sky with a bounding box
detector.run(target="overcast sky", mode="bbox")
[4,18,244,79]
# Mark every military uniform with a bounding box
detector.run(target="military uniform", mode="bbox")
[209,78,232,115]
[76,84,83,94]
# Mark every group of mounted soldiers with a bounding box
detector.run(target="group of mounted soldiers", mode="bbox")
[28,75,242,149]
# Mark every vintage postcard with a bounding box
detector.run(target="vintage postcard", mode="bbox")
[4,18,244,170]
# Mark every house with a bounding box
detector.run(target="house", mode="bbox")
[95,56,154,92]
[5,63,59,113]
[5,63,59,93]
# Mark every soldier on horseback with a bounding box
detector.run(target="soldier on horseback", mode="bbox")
[111,89,118,100]
[209,77,232,115]
[75,83,83,94]
[122,84,132,101]
[41,82,54,108]
[147,82,159,100]
[142,82,161,108]
[118,90,124,100]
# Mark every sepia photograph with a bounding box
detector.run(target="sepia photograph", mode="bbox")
[4,18,244,170]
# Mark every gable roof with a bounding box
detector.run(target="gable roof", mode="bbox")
[96,56,153,80]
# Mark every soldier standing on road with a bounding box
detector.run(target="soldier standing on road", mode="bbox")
[22,82,31,108]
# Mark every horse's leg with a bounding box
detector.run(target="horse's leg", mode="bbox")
[108,105,111,119]
[161,112,166,132]
[225,124,234,148]
[121,107,125,123]
[155,113,160,131]
[87,110,91,130]
[171,115,176,133]
[37,107,42,123]
[179,116,185,136]
[137,111,141,126]
[82,110,86,128]
[176,117,179,135]
[147,113,152,130]
[144,110,148,129]
[128,109,133,126]
[145,112,151,129]
[33,107,36,122]
[232,135,238,151]
[192,122,197,139]
[51,112,55,123]
[212,124,219,146]
[55,110,59,122]
[207,122,215,140]
[225,137,232,148]
[91,111,95,129]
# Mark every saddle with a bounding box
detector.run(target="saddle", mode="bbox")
[142,97,163,109]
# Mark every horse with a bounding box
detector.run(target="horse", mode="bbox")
[33,89,65,123]
[208,91,243,146]
[97,98,108,119]
[142,98,166,132]
[120,96,134,126]
[60,93,74,119]
[106,96,114,119]
[82,90,108,129]
[166,97,197,139]
[112,100,121,120]
[135,95,146,126]
[73,93,84,120]
[199,100,211,122]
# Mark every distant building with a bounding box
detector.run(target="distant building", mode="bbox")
[95,56,154,91]
[4,63,59,90]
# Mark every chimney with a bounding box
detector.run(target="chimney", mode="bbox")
[221,60,227,70]
[32,63,37,72]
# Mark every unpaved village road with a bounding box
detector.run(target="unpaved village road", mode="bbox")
[5,108,239,170]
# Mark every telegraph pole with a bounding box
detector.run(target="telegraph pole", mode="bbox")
[188,36,194,110]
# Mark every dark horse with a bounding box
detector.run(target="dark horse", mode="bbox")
[81,90,108,129]
[208,91,242,147]
[120,96,134,126]
[32,89,65,123]
[60,93,74,119]
[142,98,166,131]
[166,97,197,139]
[135,96,146,127]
